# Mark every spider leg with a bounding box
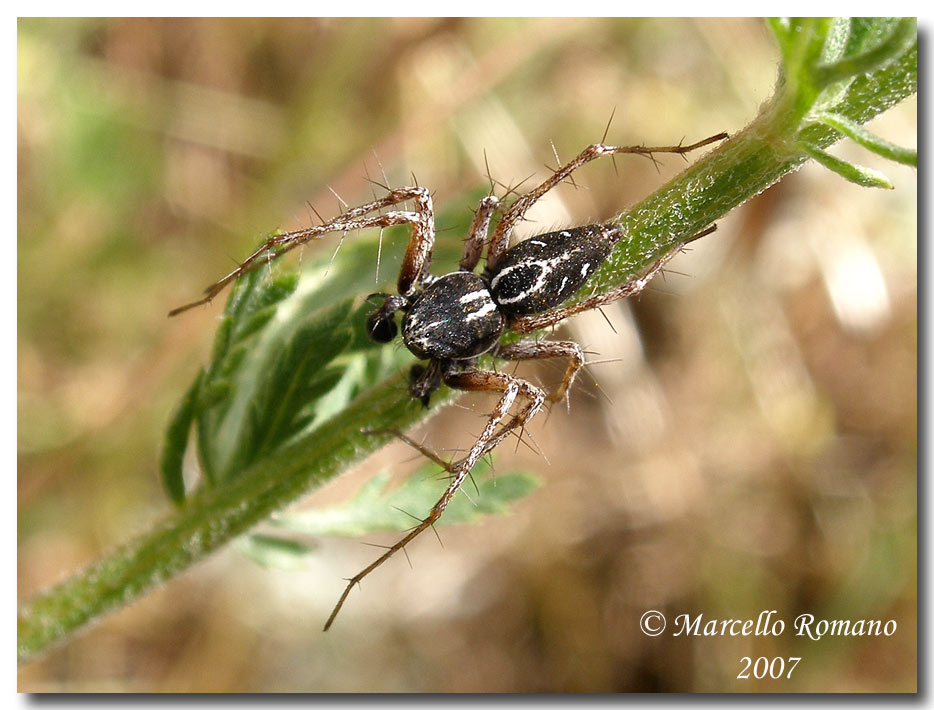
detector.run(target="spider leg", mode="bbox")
[169,186,435,316]
[362,428,457,473]
[485,132,727,270]
[493,340,585,409]
[441,369,547,470]
[459,195,499,272]
[323,368,545,631]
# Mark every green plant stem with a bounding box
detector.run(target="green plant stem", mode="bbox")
[18,377,454,662]
[601,42,916,282]
[18,36,916,664]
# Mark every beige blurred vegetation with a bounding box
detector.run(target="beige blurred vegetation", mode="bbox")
[18,18,915,692]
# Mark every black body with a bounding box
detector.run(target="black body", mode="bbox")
[487,225,619,316]
[402,272,506,360]
[370,224,622,401]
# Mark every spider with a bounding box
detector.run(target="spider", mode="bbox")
[171,131,728,629]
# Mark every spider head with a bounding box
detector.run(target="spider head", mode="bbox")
[365,293,407,344]
[409,361,443,408]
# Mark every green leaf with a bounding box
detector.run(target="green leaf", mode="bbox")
[193,258,360,484]
[236,300,354,467]
[208,267,299,371]
[159,369,204,505]
[802,144,895,189]
[767,18,916,130]
[238,534,316,570]
[197,379,232,410]
[813,19,916,90]
[272,460,541,538]
[816,111,917,166]
[196,268,304,482]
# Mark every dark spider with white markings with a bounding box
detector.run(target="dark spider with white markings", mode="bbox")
[171,131,728,629]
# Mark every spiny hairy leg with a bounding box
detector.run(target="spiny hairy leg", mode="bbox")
[362,428,458,473]
[459,195,500,272]
[169,186,434,316]
[494,340,585,408]
[485,133,728,270]
[324,370,545,631]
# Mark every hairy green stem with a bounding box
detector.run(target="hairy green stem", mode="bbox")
[601,41,916,283]
[18,377,454,661]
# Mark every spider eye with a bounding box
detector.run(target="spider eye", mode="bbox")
[366,309,398,343]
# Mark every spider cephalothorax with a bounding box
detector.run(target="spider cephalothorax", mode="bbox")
[367,221,622,406]
[171,132,727,629]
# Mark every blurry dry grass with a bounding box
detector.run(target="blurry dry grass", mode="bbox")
[18,18,915,692]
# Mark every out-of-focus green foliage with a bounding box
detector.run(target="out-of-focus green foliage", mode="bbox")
[273,459,540,538]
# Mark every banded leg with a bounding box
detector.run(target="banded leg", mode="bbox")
[459,195,500,272]
[400,341,588,469]
[485,133,728,270]
[170,186,434,316]
[493,340,585,407]
[323,368,545,631]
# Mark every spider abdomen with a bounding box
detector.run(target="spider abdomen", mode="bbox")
[402,272,505,360]
[488,225,620,317]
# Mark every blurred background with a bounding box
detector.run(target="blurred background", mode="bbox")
[18,18,916,692]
